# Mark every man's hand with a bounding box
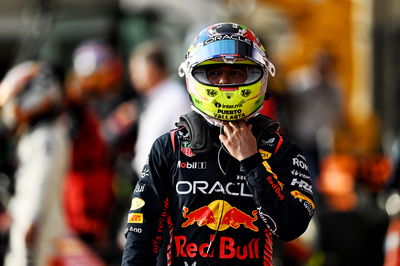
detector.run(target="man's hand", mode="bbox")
[219,121,258,161]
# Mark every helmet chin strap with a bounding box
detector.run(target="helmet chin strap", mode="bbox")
[175,110,214,154]
[175,109,280,155]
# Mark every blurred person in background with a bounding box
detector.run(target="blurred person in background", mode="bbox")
[128,40,191,177]
[0,61,70,266]
[70,40,125,120]
[115,39,191,259]
[121,22,314,265]
[63,40,122,263]
[285,51,343,182]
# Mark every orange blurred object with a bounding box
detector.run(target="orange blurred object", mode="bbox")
[318,154,358,211]
[358,154,393,193]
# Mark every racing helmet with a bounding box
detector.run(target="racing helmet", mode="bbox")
[179,22,275,121]
[0,61,63,130]
[71,40,122,96]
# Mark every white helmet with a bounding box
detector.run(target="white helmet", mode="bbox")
[0,61,63,130]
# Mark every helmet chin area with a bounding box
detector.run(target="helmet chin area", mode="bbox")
[187,75,267,121]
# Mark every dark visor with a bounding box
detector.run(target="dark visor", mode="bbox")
[192,64,263,86]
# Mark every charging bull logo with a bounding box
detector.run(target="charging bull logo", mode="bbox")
[182,200,259,232]
[182,206,217,227]
[220,208,258,232]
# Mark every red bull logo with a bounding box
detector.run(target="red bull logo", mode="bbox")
[262,161,285,200]
[181,200,259,232]
[220,208,258,232]
[182,206,217,227]
[174,234,260,259]
[262,161,283,189]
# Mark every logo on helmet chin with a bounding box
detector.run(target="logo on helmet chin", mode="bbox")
[241,90,251,97]
[214,102,243,109]
[213,112,245,121]
[206,89,217,97]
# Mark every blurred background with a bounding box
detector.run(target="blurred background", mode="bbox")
[0,0,400,265]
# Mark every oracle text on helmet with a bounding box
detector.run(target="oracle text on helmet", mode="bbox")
[204,35,252,46]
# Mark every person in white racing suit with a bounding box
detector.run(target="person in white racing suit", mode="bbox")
[0,61,70,266]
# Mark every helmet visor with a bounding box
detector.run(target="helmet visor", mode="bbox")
[192,64,263,86]
[188,39,267,68]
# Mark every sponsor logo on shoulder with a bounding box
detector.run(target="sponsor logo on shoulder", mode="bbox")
[267,137,275,145]
[262,161,285,200]
[293,154,309,171]
[291,178,313,194]
[130,197,145,211]
[127,226,142,233]
[134,184,145,193]
[291,190,315,215]
[127,213,144,223]
[291,169,311,179]
[259,149,272,160]
[260,137,276,147]
[140,168,149,179]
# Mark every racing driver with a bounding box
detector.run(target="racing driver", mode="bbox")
[121,22,315,266]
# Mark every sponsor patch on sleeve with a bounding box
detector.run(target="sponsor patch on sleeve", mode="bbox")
[259,149,272,160]
[127,213,144,223]
[291,190,315,215]
[130,197,145,211]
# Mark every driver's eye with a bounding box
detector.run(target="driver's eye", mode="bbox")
[207,70,221,79]
[206,66,247,85]
[231,70,244,78]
